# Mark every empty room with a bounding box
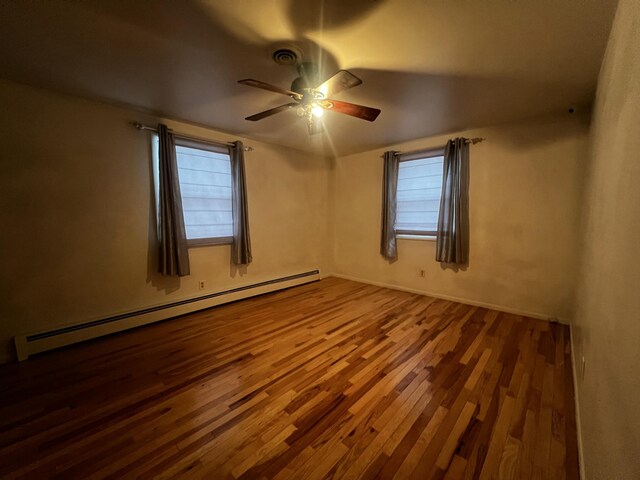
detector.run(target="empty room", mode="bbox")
[1,0,639,478]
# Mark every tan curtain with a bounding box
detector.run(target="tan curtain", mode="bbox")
[157,124,190,276]
[230,141,252,265]
[436,138,470,265]
[380,151,400,261]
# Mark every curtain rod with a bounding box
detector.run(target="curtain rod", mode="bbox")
[379,137,486,159]
[132,122,254,152]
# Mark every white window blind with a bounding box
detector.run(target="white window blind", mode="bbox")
[395,154,444,235]
[175,143,233,243]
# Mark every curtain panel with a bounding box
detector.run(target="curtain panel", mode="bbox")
[157,123,190,276]
[436,138,470,265]
[229,141,252,265]
[380,151,400,261]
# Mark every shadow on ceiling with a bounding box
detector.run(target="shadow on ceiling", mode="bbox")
[285,0,386,36]
[0,0,589,157]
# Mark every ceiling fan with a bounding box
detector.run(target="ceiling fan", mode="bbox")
[238,63,381,134]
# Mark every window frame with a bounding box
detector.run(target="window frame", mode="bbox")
[173,136,234,248]
[395,146,445,238]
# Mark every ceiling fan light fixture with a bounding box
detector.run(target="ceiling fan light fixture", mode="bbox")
[311,105,324,118]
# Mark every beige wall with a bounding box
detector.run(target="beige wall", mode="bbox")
[572,0,640,478]
[0,81,593,366]
[331,113,590,321]
[0,80,330,363]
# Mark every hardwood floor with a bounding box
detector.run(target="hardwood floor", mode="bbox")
[0,278,578,479]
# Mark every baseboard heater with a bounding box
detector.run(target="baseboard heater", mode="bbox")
[14,269,320,361]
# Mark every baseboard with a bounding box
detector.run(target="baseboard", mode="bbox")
[569,322,586,480]
[328,272,570,324]
[14,270,320,361]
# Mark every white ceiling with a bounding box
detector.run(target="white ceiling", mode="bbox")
[0,0,618,156]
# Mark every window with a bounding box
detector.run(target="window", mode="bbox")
[395,149,444,236]
[154,136,233,246]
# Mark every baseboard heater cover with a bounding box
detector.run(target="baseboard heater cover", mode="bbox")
[15,270,320,361]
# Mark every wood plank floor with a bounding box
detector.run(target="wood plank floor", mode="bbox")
[0,277,578,479]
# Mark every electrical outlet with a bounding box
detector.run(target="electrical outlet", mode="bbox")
[198,281,206,290]
[419,270,425,278]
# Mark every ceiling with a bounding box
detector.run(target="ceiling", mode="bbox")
[0,0,618,156]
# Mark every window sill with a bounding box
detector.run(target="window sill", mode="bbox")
[397,234,436,242]
[187,237,233,248]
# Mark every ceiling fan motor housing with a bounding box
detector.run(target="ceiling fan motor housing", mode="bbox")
[291,62,321,95]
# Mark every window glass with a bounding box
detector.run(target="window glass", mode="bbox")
[395,155,444,235]
[175,144,233,242]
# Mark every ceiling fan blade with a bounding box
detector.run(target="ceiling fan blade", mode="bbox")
[238,79,302,99]
[316,70,362,97]
[245,103,297,121]
[324,99,381,122]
